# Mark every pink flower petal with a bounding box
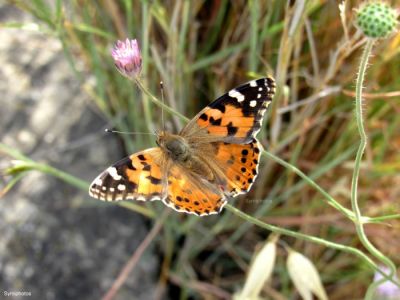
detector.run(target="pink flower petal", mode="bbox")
[111,38,142,78]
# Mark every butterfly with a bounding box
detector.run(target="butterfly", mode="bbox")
[89,77,275,216]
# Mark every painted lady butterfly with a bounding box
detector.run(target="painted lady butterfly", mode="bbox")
[89,77,275,216]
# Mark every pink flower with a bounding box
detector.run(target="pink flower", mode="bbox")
[374,266,400,299]
[111,38,142,78]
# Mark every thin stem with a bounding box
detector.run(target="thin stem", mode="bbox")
[137,82,154,132]
[351,39,397,297]
[351,39,373,234]
[134,78,189,123]
[368,214,400,222]
[140,1,154,133]
[262,150,356,221]
[225,204,398,287]
[224,204,377,270]
[102,211,168,300]
[0,172,26,197]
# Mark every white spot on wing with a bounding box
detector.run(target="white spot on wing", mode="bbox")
[249,80,257,87]
[257,94,261,99]
[229,89,245,102]
[94,178,103,186]
[117,184,126,191]
[107,167,122,180]
[258,87,262,91]
[249,100,257,107]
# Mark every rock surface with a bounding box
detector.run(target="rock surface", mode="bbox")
[0,4,158,300]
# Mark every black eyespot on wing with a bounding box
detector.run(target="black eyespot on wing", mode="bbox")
[199,113,208,121]
[210,117,222,126]
[227,122,238,136]
[146,175,162,185]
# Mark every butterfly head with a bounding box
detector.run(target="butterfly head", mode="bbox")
[156,130,190,162]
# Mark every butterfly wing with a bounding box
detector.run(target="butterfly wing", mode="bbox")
[163,164,226,216]
[89,148,167,202]
[160,139,261,216]
[182,77,275,143]
[211,138,261,197]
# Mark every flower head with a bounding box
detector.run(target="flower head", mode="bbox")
[287,250,328,300]
[373,266,400,299]
[235,236,277,300]
[356,2,399,39]
[111,38,142,78]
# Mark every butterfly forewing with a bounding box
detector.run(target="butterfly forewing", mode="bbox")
[182,77,275,143]
[89,148,167,202]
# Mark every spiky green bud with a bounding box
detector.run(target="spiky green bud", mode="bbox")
[356,2,398,38]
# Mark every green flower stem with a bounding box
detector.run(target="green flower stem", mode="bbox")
[0,172,26,197]
[0,143,34,162]
[262,149,357,221]
[368,214,400,222]
[134,78,189,123]
[0,142,88,191]
[28,161,89,191]
[352,39,398,297]
[352,39,373,235]
[136,81,154,133]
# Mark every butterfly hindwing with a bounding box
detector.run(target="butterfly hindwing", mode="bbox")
[184,77,275,143]
[163,164,226,216]
[89,148,166,202]
[212,138,261,197]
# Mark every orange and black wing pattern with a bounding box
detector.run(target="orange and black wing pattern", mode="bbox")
[186,77,275,143]
[89,148,166,202]
[163,164,226,216]
[212,138,262,197]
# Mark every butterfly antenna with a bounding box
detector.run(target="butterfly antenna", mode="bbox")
[105,128,155,136]
[160,81,165,132]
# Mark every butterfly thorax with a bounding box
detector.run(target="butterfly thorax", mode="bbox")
[157,131,191,162]
[157,131,215,181]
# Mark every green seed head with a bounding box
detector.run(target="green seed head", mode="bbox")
[356,2,399,38]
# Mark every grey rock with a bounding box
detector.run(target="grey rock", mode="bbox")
[0,4,159,300]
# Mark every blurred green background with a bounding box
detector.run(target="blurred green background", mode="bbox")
[1,0,399,299]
